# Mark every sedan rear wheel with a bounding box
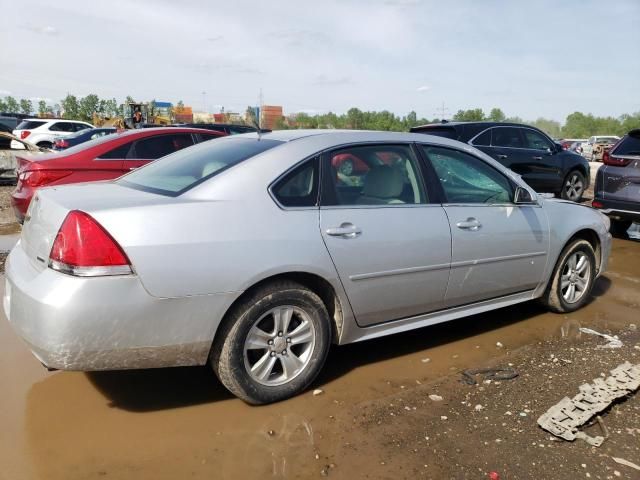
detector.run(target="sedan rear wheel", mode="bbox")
[561,171,585,202]
[211,281,331,404]
[541,239,596,313]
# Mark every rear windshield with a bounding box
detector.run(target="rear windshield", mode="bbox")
[118,137,282,196]
[613,133,640,156]
[413,126,457,140]
[595,137,619,144]
[16,120,46,130]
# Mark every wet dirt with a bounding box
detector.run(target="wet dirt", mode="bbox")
[1,235,639,480]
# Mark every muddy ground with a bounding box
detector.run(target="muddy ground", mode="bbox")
[3,178,640,480]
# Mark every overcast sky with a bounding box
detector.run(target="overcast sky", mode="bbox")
[1,0,638,121]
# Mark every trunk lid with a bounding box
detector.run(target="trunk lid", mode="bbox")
[20,182,176,272]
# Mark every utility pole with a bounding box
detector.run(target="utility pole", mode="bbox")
[258,88,263,129]
[202,91,207,113]
[434,101,449,120]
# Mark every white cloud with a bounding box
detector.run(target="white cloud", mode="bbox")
[417,85,431,92]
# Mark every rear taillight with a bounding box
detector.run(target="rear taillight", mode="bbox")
[603,151,632,167]
[592,200,603,209]
[55,139,69,148]
[20,131,31,139]
[49,211,132,276]
[20,169,73,187]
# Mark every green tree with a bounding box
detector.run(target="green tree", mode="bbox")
[5,96,19,113]
[38,100,47,117]
[19,98,33,115]
[78,94,100,122]
[453,108,485,121]
[530,118,562,139]
[61,94,80,119]
[0,97,7,112]
[103,98,118,117]
[488,108,506,122]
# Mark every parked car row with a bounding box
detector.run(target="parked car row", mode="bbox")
[3,129,612,404]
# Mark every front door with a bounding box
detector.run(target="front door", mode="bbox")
[319,143,451,327]
[421,144,549,307]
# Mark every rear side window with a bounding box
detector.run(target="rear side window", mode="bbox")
[272,158,319,207]
[472,129,491,146]
[491,127,524,148]
[98,142,133,159]
[73,123,91,132]
[49,122,76,132]
[131,134,194,160]
[118,137,282,196]
[613,133,640,156]
[16,120,46,130]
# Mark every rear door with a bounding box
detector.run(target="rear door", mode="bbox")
[421,144,549,306]
[125,133,196,171]
[319,143,451,326]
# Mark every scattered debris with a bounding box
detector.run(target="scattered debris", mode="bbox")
[461,367,519,385]
[474,404,484,411]
[421,358,431,363]
[428,394,443,402]
[538,361,640,445]
[611,457,640,472]
[313,389,324,396]
[496,342,504,348]
[579,328,623,349]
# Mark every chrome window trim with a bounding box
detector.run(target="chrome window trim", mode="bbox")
[320,203,444,211]
[441,202,541,208]
[469,125,554,151]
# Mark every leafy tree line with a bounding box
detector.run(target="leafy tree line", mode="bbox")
[2,94,639,138]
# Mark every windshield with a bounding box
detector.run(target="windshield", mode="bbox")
[596,137,619,144]
[118,137,282,196]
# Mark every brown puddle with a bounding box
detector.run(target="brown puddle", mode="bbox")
[1,236,639,479]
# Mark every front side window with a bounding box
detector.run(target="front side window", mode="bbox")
[323,144,426,206]
[522,129,553,150]
[491,127,524,148]
[50,122,74,132]
[272,158,319,207]
[131,134,194,160]
[118,137,281,196]
[423,146,513,204]
[472,129,491,146]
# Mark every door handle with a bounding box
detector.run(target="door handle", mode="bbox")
[326,223,362,238]
[497,154,508,159]
[532,156,543,160]
[456,218,481,231]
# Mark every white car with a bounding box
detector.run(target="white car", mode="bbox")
[11,118,94,149]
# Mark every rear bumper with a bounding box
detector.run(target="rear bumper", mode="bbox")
[592,196,640,222]
[3,242,237,371]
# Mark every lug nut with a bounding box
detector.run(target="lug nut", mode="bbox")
[278,331,283,337]
[281,350,287,355]
[286,337,292,343]
[270,351,276,357]
[268,340,274,345]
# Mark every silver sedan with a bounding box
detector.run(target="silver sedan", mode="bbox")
[3,130,612,404]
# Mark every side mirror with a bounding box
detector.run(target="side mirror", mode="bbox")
[514,186,535,204]
[553,142,563,153]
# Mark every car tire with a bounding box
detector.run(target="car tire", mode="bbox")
[541,239,596,313]
[210,281,332,404]
[37,141,53,149]
[610,220,632,237]
[560,170,585,202]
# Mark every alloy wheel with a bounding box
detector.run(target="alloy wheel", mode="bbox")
[243,306,316,386]
[560,252,591,304]
[564,174,584,202]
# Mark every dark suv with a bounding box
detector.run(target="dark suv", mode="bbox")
[592,129,640,234]
[410,122,590,202]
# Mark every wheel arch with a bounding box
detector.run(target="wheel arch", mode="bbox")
[566,228,602,274]
[212,271,346,350]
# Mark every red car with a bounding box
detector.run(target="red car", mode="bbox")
[11,127,224,222]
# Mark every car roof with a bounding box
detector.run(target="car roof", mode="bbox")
[411,121,529,130]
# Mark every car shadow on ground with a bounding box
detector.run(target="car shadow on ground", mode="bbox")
[86,285,609,413]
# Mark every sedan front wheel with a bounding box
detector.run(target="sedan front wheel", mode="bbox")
[541,239,596,313]
[211,281,331,404]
